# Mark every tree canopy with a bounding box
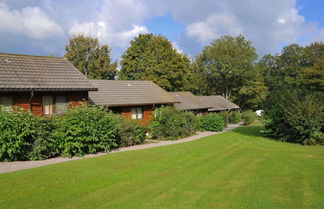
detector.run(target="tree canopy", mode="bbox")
[191,35,267,110]
[259,42,324,93]
[64,35,117,80]
[119,33,191,91]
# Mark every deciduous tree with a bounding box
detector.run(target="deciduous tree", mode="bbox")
[119,34,191,91]
[65,35,117,79]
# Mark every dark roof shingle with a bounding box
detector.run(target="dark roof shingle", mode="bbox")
[89,80,178,106]
[198,95,240,111]
[169,92,210,110]
[0,53,97,91]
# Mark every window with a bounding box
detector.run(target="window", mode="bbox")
[131,107,143,120]
[55,96,67,115]
[43,96,68,115]
[43,96,54,115]
[0,96,13,106]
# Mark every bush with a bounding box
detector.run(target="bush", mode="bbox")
[200,114,224,132]
[242,110,257,125]
[263,90,324,145]
[217,112,229,127]
[117,119,147,147]
[53,105,120,157]
[150,107,196,140]
[229,111,241,124]
[28,118,58,160]
[0,107,50,161]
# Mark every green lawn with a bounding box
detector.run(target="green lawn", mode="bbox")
[1,124,323,209]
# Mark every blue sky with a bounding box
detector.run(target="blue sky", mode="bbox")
[0,0,323,61]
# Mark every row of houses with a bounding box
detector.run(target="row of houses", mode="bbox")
[0,53,239,124]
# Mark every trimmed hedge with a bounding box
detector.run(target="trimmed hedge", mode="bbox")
[150,106,196,140]
[200,114,225,132]
[242,110,257,125]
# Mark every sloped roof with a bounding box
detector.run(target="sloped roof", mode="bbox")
[0,53,97,91]
[169,92,211,110]
[198,95,240,111]
[89,80,178,106]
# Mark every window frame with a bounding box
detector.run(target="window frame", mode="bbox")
[131,106,144,120]
[42,95,68,116]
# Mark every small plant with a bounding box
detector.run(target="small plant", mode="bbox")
[229,111,241,124]
[242,110,257,125]
[200,114,224,132]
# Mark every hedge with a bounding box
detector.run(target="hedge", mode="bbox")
[150,106,196,140]
[200,113,224,132]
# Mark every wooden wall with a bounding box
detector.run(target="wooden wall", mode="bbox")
[0,91,88,116]
[110,105,156,125]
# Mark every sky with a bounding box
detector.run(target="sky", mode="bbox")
[0,0,323,61]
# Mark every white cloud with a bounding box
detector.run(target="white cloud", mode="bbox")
[1,0,323,58]
[0,2,63,39]
[186,13,243,43]
[69,21,147,49]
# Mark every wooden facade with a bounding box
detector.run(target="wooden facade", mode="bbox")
[0,91,88,116]
[110,105,159,125]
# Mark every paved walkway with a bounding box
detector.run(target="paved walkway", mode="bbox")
[0,123,243,174]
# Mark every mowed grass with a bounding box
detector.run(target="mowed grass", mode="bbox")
[0,124,323,209]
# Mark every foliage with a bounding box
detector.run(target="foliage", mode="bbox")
[28,118,58,160]
[117,119,147,147]
[259,42,324,94]
[65,35,117,79]
[217,111,229,127]
[119,33,191,91]
[53,105,120,157]
[262,90,324,145]
[150,106,196,140]
[200,114,224,132]
[229,111,241,124]
[0,107,49,161]
[191,35,267,110]
[242,110,257,125]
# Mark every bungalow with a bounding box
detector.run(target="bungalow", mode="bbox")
[169,91,210,116]
[89,80,178,124]
[0,53,97,116]
[197,95,240,112]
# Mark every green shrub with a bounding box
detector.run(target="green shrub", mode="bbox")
[229,111,241,124]
[0,107,49,161]
[242,110,257,125]
[217,111,229,127]
[200,114,224,132]
[28,118,58,160]
[263,91,324,145]
[117,119,147,147]
[150,107,196,140]
[53,105,120,157]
